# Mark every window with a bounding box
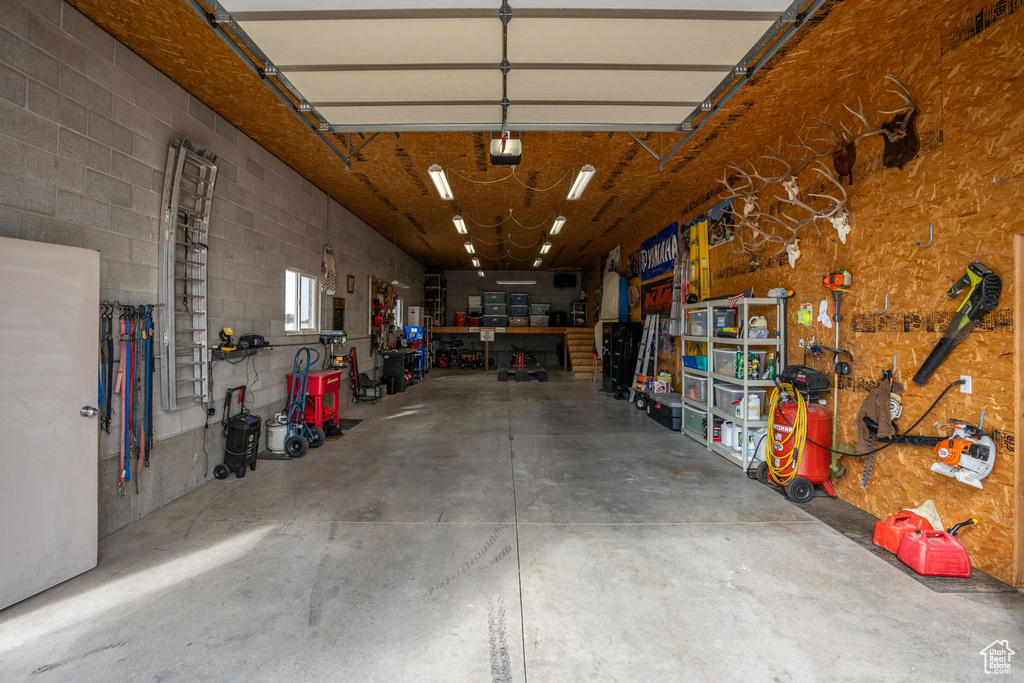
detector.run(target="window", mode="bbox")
[285,268,318,333]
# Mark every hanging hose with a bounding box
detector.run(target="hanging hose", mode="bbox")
[766,382,808,485]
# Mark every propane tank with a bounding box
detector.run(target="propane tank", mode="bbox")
[267,413,288,454]
[771,399,832,484]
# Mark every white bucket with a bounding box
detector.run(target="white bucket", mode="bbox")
[267,413,288,454]
[722,422,734,447]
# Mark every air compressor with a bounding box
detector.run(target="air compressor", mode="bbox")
[758,365,837,503]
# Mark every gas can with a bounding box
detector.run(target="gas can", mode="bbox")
[770,399,832,484]
[873,512,933,554]
[896,530,972,578]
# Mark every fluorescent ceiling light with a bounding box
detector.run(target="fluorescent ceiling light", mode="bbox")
[464,241,475,254]
[477,270,485,277]
[471,257,480,267]
[452,215,468,234]
[428,164,454,200]
[496,280,536,285]
[533,258,542,267]
[566,165,595,200]
[550,216,566,235]
[539,242,551,254]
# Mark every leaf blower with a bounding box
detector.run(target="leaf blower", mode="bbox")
[913,261,1001,385]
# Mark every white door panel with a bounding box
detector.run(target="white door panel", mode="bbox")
[0,237,99,611]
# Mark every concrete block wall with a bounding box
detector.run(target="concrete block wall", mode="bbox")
[0,0,424,537]
[442,269,582,366]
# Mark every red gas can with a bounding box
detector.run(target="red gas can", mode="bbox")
[873,512,933,554]
[896,530,972,577]
[771,400,832,484]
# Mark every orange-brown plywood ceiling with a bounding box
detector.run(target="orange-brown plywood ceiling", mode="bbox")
[64,0,841,270]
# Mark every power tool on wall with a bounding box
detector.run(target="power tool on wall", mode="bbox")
[821,270,852,321]
[217,327,236,352]
[864,410,995,490]
[913,261,1001,385]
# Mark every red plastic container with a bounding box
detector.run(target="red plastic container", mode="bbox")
[873,512,933,554]
[455,312,467,326]
[896,530,972,577]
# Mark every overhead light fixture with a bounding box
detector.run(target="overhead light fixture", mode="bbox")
[549,216,566,235]
[464,241,475,254]
[391,280,410,289]
[477,270,485,277]
[496,280,536,285]
[471,257,480,267]
[700,100,713,111]
[452,215,468,234]
[428,164,454,200]
[533,258,542,267]
[539,242,551,254]
[566,164,595,200]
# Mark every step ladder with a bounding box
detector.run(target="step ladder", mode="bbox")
[157,138,218,411]
[629,313,659,403]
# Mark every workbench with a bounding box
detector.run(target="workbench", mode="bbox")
[433,327,571,371]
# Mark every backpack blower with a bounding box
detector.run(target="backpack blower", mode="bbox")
[913,261,1001,385]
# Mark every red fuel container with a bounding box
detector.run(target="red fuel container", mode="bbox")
[896,530,972,578]
[873,512,933,554]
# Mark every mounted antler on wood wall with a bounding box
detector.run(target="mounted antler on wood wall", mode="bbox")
[715,74,917,267]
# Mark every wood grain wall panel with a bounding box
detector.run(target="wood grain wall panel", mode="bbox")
[581,0,1022,583]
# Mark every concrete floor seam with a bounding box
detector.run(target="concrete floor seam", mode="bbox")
[506,382,530,683]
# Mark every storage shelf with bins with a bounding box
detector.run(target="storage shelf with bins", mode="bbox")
[423,273,447,327]
[680,297,786,470]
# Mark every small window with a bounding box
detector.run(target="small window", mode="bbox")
[285,268,318,333]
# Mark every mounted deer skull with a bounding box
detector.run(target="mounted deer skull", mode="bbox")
[841,74,919,170]
[812,118,857,185]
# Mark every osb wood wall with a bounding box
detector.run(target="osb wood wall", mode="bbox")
[586,0,1024,584]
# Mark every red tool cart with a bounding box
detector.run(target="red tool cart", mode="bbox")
[286,370,342,431]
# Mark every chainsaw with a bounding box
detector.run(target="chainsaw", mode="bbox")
[863,413,995,490]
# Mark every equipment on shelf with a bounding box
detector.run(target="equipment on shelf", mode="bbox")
[238,333,267,349]
[282,347,325,458]
[215,386,260,479]
[759,367,837,503]
[217,327,236,351]
[821,270,852,322]
[912,261,1001,386]
[320,329,349,370]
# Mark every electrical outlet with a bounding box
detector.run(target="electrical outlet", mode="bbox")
[960,375,972,394]
[798,338,805,348]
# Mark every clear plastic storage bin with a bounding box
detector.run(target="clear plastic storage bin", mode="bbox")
[712,348,767,378]
[713,383,766,418]
[683,372,708,404]
[687,310,708,336]
[683,405,707,436]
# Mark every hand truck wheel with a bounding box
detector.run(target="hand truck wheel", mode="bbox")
[286,434,308,458]
[308,427,326,449]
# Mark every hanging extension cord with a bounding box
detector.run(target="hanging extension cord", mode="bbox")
[773,378,966,459]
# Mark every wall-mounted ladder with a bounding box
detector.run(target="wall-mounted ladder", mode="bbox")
[157,138,218,411]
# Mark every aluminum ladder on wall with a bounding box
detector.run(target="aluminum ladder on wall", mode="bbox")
[628,313,659,403]
[157,138,218,411]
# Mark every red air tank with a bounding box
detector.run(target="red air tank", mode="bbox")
[771,399,832,484]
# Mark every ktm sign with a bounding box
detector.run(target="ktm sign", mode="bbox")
[641,275,673,316]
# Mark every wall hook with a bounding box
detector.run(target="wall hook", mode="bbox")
[874,293,889,313]
[916,223,933,247]
[993,175,1009,184]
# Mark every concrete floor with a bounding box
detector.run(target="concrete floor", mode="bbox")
[1,370,1022,681]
